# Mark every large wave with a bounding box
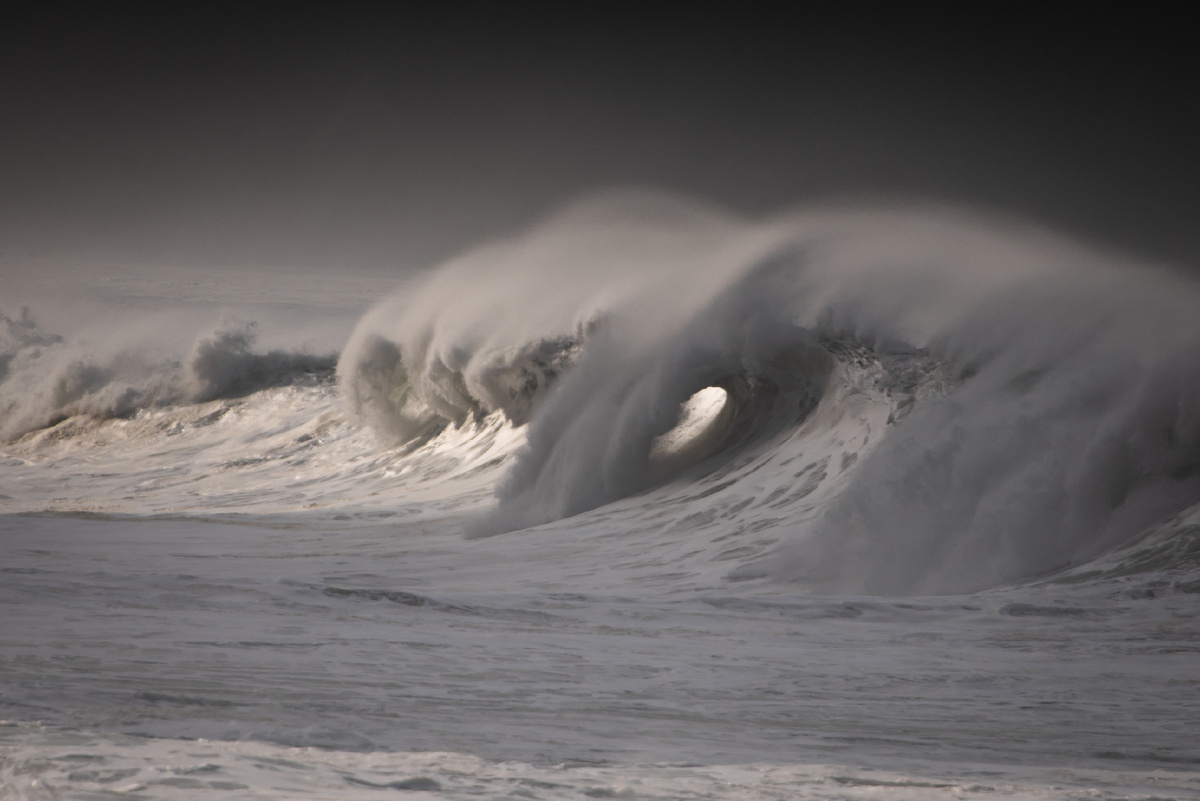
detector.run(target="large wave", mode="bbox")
[340,190,1200,594]
[5,191,1199,596]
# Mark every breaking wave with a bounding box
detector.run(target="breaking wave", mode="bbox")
[339,190,1200,593]
[4,190,1200,595]
[6,191,1200,799]
[0,312,335,442]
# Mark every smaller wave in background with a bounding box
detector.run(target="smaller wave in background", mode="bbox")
[0,310,335,443]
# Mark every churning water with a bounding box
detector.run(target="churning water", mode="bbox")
[3,192,1199,799]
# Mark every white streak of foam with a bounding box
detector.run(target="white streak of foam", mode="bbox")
[3,723,1195,801]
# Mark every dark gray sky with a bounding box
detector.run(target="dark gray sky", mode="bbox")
[2,8,1197,272]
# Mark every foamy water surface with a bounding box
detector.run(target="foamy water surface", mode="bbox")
[3,194,1200,799]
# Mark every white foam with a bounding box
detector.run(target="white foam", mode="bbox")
[5,723,1195,801]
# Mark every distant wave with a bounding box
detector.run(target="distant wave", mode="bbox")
[0,312,335,442]
[339,190,1200,593]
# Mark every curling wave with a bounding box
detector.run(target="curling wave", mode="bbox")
[339,190,1200,594]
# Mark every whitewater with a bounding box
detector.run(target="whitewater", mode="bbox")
[2,192,1199,799]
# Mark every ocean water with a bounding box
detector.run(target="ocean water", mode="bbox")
[2,193,1199,799]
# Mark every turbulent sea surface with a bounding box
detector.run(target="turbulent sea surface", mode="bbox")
[3,193,1200,799]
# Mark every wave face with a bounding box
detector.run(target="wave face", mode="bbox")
[337,191,1200,594]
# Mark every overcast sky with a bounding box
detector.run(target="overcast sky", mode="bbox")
[2,8,1196,273]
